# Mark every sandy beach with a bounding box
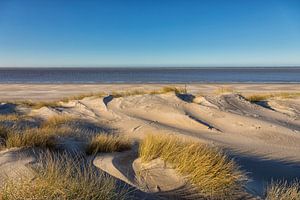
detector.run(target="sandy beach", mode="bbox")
[1,83,300,199]
[0,83,299,101]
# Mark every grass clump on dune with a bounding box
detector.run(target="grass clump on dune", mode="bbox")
[61,92,106,102]
[4,128,57,149]
[0,126,8,148]
[0,152,129,200]
[214,87,235,94]
[41,115,75,128]
[1,116,76,149]
[13,100,62,109]
[0,114,21,122]
[139,134,247,199]
[265,180,300,200]
[86,134,131,155]
[160,86,186,94]
[111,90,148,98]
[111,86,186,98]
[245,92,300,102]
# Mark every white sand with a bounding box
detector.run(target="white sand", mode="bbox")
[1,83,300,197]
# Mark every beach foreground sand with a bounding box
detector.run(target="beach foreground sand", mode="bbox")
[0,84,300,199]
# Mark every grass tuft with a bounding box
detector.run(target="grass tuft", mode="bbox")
[86,134,131,155]
[160,86,186,94]
[214,87,235,94]
[0,151,129,200]
[4,128,57,149]
[111,90,147,98]
[245,92,300,102]
[0,126,9,148]
[13,100,62,109]
[41,115,75,128]
[139,134,246,198]
[61,92,106,102]
[265,180,300,200]
[1,116,76,149]
[111,86,186,98]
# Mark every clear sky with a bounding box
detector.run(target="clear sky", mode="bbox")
[0,0,300,67]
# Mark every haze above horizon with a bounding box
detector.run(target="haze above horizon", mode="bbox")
[0,0,300,67]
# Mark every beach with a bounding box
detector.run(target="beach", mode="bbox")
[0,83,299,101]
[1,83,300,199]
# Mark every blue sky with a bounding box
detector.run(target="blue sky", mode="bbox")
[0,0,299,67]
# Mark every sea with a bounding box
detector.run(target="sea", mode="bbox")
[0,67,299,83]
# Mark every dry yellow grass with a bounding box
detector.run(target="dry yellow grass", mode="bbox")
[61,92,106,102]
[8,92,106,109]
[12,100,61,109]
[160,86,186,94]
[1,116,76,149]
[139,134,247,198]
[41,115,75,128]
[111,90,148,98]
[245,92,300,102]
[111,86,186,98]
[265,180,300,200]
[0,114,25,122]
[4,128,57,149]
[86,134,132,155]
[0,152,129,200]
[0,126,8,148]
[214,87,235,94]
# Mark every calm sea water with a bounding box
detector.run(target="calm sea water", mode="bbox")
[0,67,299,83]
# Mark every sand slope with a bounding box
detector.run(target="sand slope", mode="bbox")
[1,87,300,198]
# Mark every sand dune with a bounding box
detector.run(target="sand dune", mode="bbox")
[1,84,300,199]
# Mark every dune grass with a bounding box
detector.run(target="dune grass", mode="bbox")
[139,134,246,198]
[214,87,235,94]
[0,152,129,200]
[111,86,186,98]
[265,180,300,200]
[0,126,8,148]
[0,114,21,122]
[244,92,300,102]
[86,134,132,155]
[0,116,77,149]
[61,92,106,102]
[41,115,75,128]
[13,100,62,109]
[4,128,57,149]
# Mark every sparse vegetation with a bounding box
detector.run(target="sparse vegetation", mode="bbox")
[86,134,132,155]
[61,92,106,102]
[265,180,300,200]
[160,86,186,94]
[4,128,56,149]
[214,87,235,94]
[0,114,24,122]
[245,92,300,102]
[111,86,186,98]
[12,100,62,109]
[0,152,129,200]
[139,134,246,199]
[0,116,76,149]
[0,126,8,148]
[41,115,75,128]
[111,90,148,98]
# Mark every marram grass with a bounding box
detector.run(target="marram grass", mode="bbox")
[111,86,186,98]
[245,92,300,102]
[265,180,300,200]
[86,134,132,155]
[139,134,247,199]
[0,116,76,149]
[0,152,130,200]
